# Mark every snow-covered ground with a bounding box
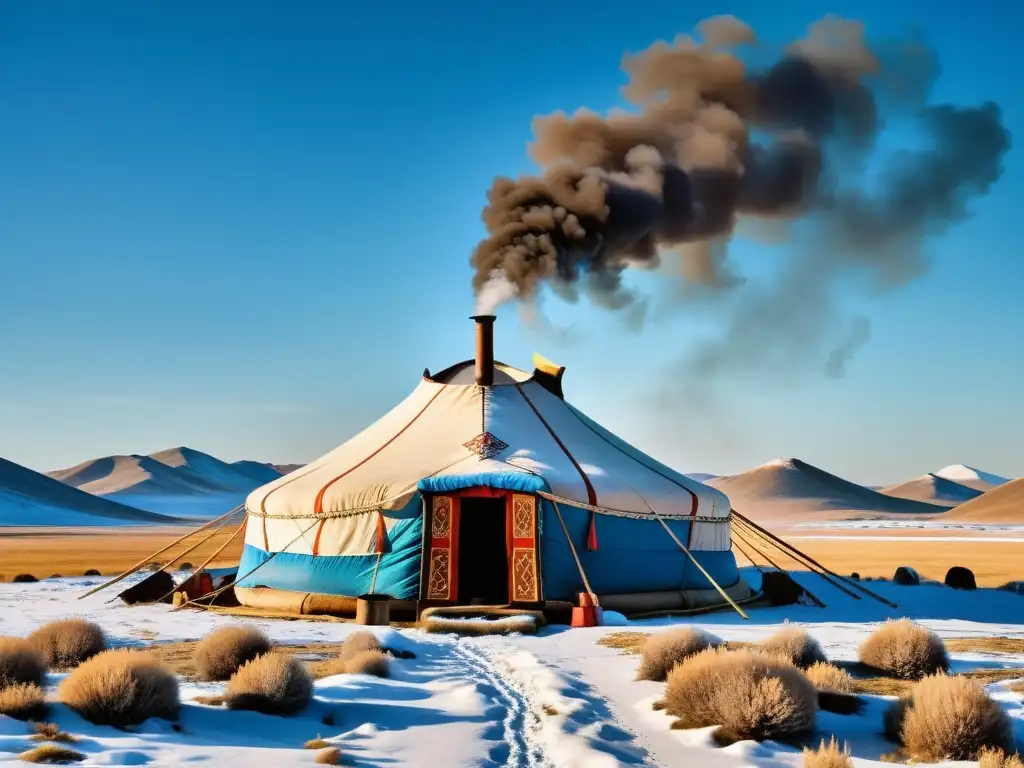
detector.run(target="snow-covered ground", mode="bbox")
[1,569,1022,767]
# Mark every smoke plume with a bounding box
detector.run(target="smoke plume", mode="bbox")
[469,15,1010,389]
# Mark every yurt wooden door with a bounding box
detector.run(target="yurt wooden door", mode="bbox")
[422,490,540,606]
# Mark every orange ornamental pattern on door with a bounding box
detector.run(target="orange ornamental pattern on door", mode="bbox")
[508,493,539,603]
[427,494,459,601]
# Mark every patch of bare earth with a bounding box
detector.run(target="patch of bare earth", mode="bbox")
[946,638,1024,655]
[147,641,402,683]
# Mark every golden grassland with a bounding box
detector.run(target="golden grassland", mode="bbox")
[0,526,244,581]
[733,536,1023,587]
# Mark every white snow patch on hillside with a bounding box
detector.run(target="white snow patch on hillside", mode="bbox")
[935,464,1011,486]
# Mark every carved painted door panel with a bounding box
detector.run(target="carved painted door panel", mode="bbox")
[508,493,540,603]
[426,494,459,601]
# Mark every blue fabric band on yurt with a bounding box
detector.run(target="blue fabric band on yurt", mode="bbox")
[538,499,739,600]
[237,513,423,600]
[416,473,547,494]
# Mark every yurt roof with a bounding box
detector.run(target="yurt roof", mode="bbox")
[246,322,730,523]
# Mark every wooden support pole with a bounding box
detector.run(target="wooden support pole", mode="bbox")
[156,523,246,604]
[78,505,244,601]
[733,510,898,609]
[174,519,320,612]
[733,515,861,601]
[550,499,596,598]
[651,510,748,620]
[731,523,826,608]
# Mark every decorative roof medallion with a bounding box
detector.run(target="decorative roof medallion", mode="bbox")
[463,431,509,460]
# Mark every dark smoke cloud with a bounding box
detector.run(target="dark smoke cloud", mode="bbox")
[470,14,1009,400]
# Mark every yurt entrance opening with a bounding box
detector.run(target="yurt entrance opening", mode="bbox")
[422,487,542,609]
[458,495,508,604]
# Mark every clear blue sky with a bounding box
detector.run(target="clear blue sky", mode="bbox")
[1,0,1021,485]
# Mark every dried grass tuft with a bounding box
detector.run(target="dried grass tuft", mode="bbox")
[339,631,382,661]
[0,683,47,720]
[58,648,180,726]
[664,647,816,741]
[858,620,949,680]
[761,627,827,669]
[803,737,852,768]
[304,738,330,749]
[345,650,390,678]
[979,748,1024,768]
[805,662,855,693]
[635,628,722,682]
[895,674,1015,760]
[28,618,106,669]
[17,745,86,763]
[225,653,312,716]
[314,747,341,765]
[31,723,79,744]
[194,625,272,682]
[0,637,47,689]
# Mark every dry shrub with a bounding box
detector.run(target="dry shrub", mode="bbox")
[0,683,47,720]
[339,631,382,661]
[980,748,1024,768]
[858,620,949,680]
[194,625,272,681]
[13,574,38,583]
[761,627,827,669]
[805,662,854,693]
[315,747,342,765]
[31,723,79,743]
[58,648,180,726]
[83,570,100,577]
[345,650,390,678]
[17,745,85,763]
[225,653,312,716]
[305,738,330,749]
[635,628,722,682]
[895,674,1015,760]
[803,737,852,768]
[0,636,47,688]
[29,618,106,669]
[664,647,816,741]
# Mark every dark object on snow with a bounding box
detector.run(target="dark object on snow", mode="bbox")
[118,571,174,605]
[760,571,805,606]
[84,569,101,576]
[818,690,864,715]
[12,574,38,583]
[944,566,976,591]
[893,567,920,586]
[999,581,1024,595]
[850,572,861,581]
[179,563,194,570]
[49,574,62,579]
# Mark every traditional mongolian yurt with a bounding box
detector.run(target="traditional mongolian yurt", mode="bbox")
[236,316,750,617]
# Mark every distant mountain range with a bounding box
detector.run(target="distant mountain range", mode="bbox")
[0,457,179,527]
[707,458,949,521]
[703,458,1017,523]
[46,447,299,520]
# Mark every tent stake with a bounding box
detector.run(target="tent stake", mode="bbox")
[78,505,244,601]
